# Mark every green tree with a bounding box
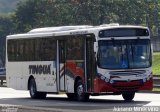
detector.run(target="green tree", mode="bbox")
[12,0,159,36]
[0,15,14,66]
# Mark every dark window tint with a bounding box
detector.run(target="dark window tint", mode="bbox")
[7,37,56,61]
[66,36,84,60]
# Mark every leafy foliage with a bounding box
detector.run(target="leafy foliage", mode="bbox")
[0,15,14,66]
[11,0,159,35]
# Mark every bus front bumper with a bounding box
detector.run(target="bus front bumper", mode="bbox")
[93,78,153,93]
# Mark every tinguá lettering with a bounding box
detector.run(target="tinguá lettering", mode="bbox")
[29,65,51,75]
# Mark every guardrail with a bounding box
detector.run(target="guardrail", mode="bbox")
[0,75,6,86]
[0,68,6,86]
[153,76,160,88]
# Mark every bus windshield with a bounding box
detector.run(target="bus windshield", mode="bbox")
[98,39,151,69]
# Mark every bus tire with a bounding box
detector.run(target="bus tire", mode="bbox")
[38,92,47,99]
[29,78,46,99]
[75,80,89,101]
[122,92,135,101]
[66,93,76,100]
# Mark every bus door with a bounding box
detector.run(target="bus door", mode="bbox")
[58,40,66,91]
[86,36,96,92]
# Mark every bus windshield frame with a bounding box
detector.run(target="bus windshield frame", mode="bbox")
[97,39,151,69]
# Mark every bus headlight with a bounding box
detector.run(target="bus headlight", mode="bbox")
[149,74,152,78]
[143,78,146,82]
[147,76,150,81]
[110,80,114,84]
[147,74,152,81]
[105,78,109,83]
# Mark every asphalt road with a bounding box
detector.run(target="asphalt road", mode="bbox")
[0,87,160,112]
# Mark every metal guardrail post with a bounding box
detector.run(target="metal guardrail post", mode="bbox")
[153,76,160,88]
[1,79,3,85]
[0,75,6,86]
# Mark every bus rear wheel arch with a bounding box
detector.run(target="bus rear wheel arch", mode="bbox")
[28,77,47,99]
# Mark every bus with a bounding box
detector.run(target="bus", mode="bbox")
[6,24,153,101]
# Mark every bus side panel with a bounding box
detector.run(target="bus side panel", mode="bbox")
[6,62,28,90]
[7,61,58,92]
[23,61,57,93]
[65,61,84,93]
[65,70,75,93]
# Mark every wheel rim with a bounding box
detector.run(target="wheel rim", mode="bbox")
[77,84,83,97]
[30,80,36,96]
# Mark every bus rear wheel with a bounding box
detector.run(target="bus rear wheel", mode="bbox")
[29,78,46,99]
[122,92,135,101]
[75,80,89,101]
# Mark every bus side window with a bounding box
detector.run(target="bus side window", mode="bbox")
[66,37,84,60]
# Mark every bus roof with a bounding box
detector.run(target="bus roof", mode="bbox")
[29,25,93,33]
[7,24,149,39]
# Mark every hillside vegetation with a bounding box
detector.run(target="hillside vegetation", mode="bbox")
[0,0,20,14]
[152,52,160,76]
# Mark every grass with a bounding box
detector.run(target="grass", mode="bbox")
[152,52,160,76]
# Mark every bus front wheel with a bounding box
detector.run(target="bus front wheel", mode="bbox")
[29,78,46,99]
[122,92,135,101]
[66,93,76,100]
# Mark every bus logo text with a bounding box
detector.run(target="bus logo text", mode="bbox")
[29,65,51,75]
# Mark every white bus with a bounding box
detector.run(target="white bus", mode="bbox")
[6,24,152,101]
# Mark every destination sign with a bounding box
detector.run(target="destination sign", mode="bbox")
[99,28,149,38]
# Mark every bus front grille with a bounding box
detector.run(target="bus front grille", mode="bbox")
[109,70,146,76]
[112,80,142,91]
